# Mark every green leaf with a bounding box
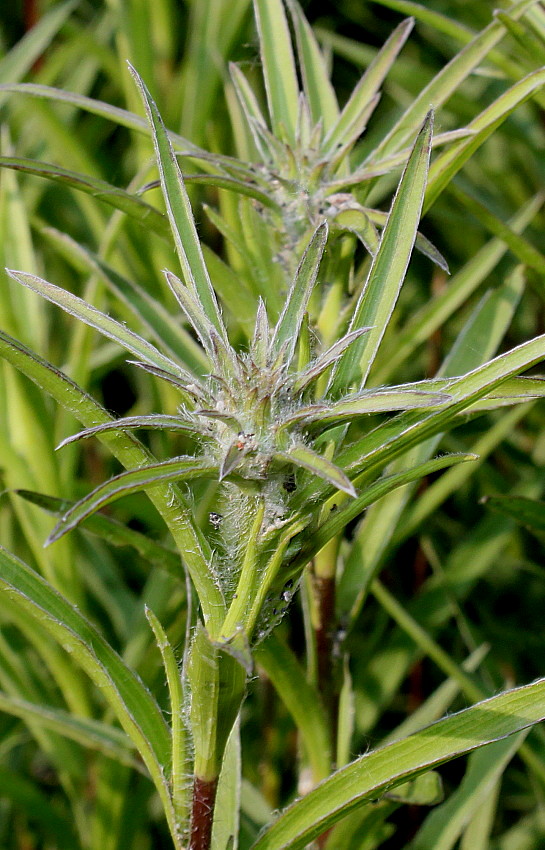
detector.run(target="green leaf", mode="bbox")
[286,0,339,132]
[372,0,539,161]
[250,677,545,850]
[129,65,229,339]
[145,608,189,823]
[292,329,370,393]
[425,67,545,212]
[292,455,475,572]
[256,634,331,782]
[0,691,142,772]
[278,445,356,497]
[15,489,183,579]
[47,457,218,545]
[330,207,380,256]
[0,157,169,237]
[39,226,208,375]
[330,112,433,393]
[271,223,328,364]
[410,732,528,850]
[211,720,242,850]
[57,415,210,449]
[373,194,544,384]
[6,270,186,380]
[323,18,414,155]
[0,545,175,830]
[253,0,300,143]
[296,388,451,427]
[337,331,545,480]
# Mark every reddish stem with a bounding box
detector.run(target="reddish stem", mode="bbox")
[189,776,218,850]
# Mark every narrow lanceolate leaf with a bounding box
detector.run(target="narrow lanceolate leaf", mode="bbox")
[425,67,545,212]
[256,635,331,783]
[293,329,371,393]
[323,17,414,155]
[0,329,224,631]
[0,691,142,772]
[130,66,228,341]
[286,0,339,131]
[56,415,210,450]
[330,113,433,394]
[292,455,475,571]
[331,206,380,256]
[338,333,545,480]
[40,226,208,374]
[6,270,186,379]
[250,677,545,850]
[0,157,169,238]
[271,223,328,365]
[410,732,528,850]
[0,546,174,828]
[47,457,218,545]
[277,445,356,497]
[254,0,300,143]
[371,0,538,161]
[301,389,451,426]
[163,270,220,360]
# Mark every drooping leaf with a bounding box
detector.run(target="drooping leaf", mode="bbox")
[277,445,356,497]
[47,457,218,545]
[56,414,210,450]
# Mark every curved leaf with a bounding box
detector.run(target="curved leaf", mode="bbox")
[250,677,545,850]
[0,546,174,828]
[7,270,186,379]
[48,457,218,545]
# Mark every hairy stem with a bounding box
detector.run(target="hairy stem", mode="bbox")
[189,776,218,850]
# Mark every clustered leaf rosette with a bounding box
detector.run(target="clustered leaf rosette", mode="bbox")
[46,224,448,533]
[186,0,456,281]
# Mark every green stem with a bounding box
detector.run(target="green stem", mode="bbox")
[219,499,265,640]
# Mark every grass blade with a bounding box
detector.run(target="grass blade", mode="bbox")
[371,0,538,161]
[256,634,331,782]
[271,223,328,364]
[0,546,174,828]
[0,157,169,237]
[323,18,414,155]
[286,0,339,132]
[425,67,545,212]
[146,608,189,825]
